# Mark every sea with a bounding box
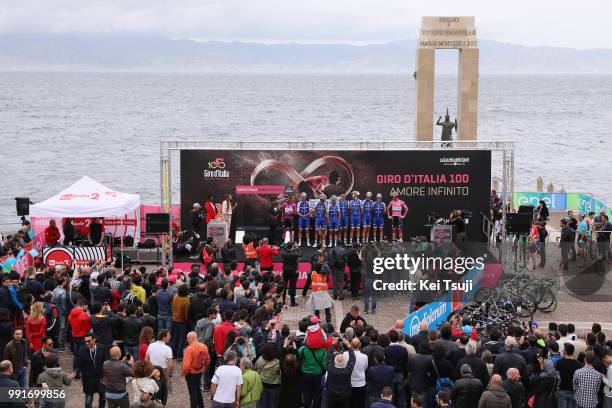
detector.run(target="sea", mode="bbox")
[1,72,610,230]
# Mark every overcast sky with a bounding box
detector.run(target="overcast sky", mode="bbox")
[0,0,609,49]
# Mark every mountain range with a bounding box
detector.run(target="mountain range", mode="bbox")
[1,33,611,73]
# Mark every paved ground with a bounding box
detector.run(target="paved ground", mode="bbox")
[60,227,612,406]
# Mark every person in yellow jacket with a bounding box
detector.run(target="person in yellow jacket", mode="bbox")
[130,275,147,305]
[240,357,263,408]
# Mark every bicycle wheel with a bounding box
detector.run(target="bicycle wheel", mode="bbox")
[516,292,537,318]
[537,287,557,312]
[540,294,558,313]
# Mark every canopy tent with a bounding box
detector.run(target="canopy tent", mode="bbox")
[30,176,140,268]
[30,176,140,218]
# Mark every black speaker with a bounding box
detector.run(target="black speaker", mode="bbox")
[506,212,532,234]
[146,213,170,234]
[15,197,31,216]
[518,205,535,214]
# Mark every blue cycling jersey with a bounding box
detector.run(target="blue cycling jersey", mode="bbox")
[298,200,310,216]
[328,203,340,221]
[373,201,386,216]
[350,199,362,215]
[315,202,327,219]
[338,199,349,216]
[363,199,374,217]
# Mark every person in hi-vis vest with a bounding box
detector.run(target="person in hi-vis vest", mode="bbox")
[306,254,334,323]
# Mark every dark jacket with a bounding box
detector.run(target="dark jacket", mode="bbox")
[362,343,385,367]
[426,356,455,388]
[91,285,112,304]
[0,373,25,408]
[384,344,409,376]
[326,347,356,397]
[366,362,394,399]
[29,349,58,387]
[0,286,20,314]
[408,352,433,393]
[3,339,29,372]
[74,344,108,394]
[478,384,512,408]
[371,402,396,408]
[281,248,301,275]
[188,293,212,324]
[451,375,484,408]
[493,351,526,379]
[502,379,525,408]
[120,316,143,347]
[102,359,133,392]
[90,313,115,344]
[411,330,430,353]
[339,313,367,333]
[456,355,490,387]
[528,373,556,408]
[156,289,173,318]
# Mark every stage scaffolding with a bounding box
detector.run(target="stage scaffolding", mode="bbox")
[160,140,515,266]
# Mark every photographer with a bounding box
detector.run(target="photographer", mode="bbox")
[280,241,301,307]
[450,210,467,245]
[190,203,205,238]
[326,338,356,408]
[103,346,134,408]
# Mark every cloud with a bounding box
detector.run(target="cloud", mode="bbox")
[0,0,609,48]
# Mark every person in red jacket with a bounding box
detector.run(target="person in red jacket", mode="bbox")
[213,310,238,358]
[26,301,47,352]
[44,220,61,246]
[204,195,216,224]
[68,299,91,373]
[256,238,279,272]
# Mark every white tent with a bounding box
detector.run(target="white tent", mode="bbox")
[30,176,141,268]
[30,176,140,218]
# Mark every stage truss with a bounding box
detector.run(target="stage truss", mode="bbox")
[160,140,515,266]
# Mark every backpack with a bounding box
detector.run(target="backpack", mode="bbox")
[191,346,209,371]
[43,302,59,332]
[305,328,324,350]
[432,359,453,393]
[121,291,141,307]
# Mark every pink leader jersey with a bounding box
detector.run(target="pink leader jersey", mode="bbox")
[282,202,297,219]
[389,199,406,217]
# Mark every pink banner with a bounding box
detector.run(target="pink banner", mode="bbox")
[235,185,285,195]
[32,210,141,245]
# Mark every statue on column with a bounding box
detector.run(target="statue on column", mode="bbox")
[436,109,457,145]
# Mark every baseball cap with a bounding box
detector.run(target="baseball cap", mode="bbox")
[141,384,155,395]
[310,316,319,325]
[193,203,201,208]
[461,325,473,336]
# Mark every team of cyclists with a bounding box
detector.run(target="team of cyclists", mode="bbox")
[279,190,409,247]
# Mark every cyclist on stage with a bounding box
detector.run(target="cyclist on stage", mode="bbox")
[297,192,312,247]
[362,192,374,243]
[338,193,350,244]
[387,191,408,241]
[327,195,341,246]
[313,194,328,247]
[372,193,386,242]
[349,191,362,244]
[281,194,297,243]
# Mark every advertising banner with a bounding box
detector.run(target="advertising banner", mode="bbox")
[513,192,567,211]
[32,210,140,245]
[181,150,492,241]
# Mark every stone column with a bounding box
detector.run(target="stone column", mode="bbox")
[457,48,479,140]
[414,48,435,141]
